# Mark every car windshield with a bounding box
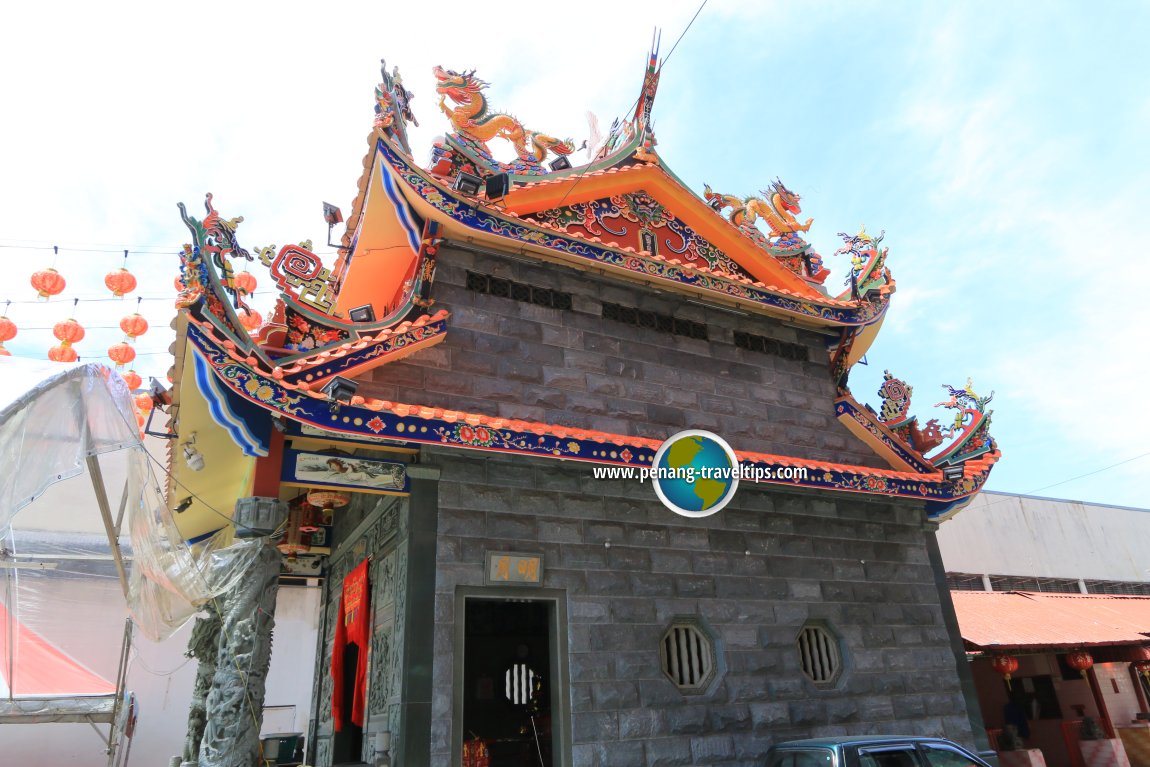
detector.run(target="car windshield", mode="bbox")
[771,748,836,767]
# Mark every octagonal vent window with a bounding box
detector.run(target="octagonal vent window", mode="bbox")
[797,622,843,686]
[660,618,717,694]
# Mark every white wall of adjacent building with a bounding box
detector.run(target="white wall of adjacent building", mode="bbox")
[937,491,1150,582]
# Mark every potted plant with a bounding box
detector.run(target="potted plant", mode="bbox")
[997,725,1048,767]
[1079,717,1132,767]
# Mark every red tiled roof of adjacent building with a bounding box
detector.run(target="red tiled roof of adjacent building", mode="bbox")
[951,590,1150,649]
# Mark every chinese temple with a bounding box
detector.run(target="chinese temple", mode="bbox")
[165,46,1001,767]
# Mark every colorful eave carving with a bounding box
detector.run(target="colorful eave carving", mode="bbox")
[375,138,891,328]
[177,195,448,388]
[186,320,997,520]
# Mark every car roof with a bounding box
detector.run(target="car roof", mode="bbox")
[771,736,958,749]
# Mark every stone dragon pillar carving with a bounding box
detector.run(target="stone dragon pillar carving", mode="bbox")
[181,610,222,764]
[195,497,288,767]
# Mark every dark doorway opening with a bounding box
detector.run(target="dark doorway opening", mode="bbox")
[332,643,363,764]
[463,599,553,767]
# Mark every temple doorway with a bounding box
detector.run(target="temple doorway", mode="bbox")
[461,598,556,767]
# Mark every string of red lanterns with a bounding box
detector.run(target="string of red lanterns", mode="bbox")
[19,246,271,383]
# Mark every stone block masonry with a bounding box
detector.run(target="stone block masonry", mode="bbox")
[425,448,974,767]
[365,245,886,469]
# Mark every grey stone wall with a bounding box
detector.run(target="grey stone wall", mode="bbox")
[427,448,974,767]
[363,244,885,469]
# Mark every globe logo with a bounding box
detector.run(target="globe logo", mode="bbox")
[651,430,740,517]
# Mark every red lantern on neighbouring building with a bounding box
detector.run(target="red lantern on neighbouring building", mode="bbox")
[1067,650,1095,678]
[108,341,136,368]
[105,267,137,297]
[121,313,149,339]
[135,392,154,412]
[992,654,1020,689]
[234,270,257,297]
[122,369,142,390]
[31,267,66,299]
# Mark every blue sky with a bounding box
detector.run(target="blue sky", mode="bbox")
[1,1,1145,507]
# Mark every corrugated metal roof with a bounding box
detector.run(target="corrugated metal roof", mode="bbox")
[951,590,1150,649]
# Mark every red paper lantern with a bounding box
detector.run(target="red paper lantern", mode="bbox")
[48,344,78,363]
[50,314,84,362]
[120,313,149,339]
[234,271,257,296]
[1066,650,1094,677]
[135,392,154,412]
[108,341,136,368]
[991,654,1020,688]
[105,267,137,297]
[53,318,85,345]
[31,268,66,299]
[0,315,15,357]
[136,411,147,428]
[122,369,142,390]
[239,309,263,333]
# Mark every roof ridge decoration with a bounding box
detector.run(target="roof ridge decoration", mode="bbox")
[868,370,998,468]
[833,226,891,302]
[703,181,831,286]
[176,195,448,386]
[432,65,576,175]
[428,41,661,182]
[374,58,418,154]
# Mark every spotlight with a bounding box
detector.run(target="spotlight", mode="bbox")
[941,464,965,482]
[485,173,511,201]
[323,202,344,249]
[453,172,482,196]
[182,433,205,472]
[272,416,289,434]
[348,304,376,323]
[322,202,344,226]
[548,156,572,172]
[175,497,193,514]
[321,376,358,413]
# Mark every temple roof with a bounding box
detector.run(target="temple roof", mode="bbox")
[161,49,999,534]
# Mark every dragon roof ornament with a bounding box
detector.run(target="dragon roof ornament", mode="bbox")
[874,370,997,467]
[703,180,830,286]
[433,65,575,173]
[374,59,417,154]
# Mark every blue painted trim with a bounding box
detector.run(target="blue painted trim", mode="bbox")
[192,347,270,457]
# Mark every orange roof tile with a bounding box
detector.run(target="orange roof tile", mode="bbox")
[951,591,1150,649]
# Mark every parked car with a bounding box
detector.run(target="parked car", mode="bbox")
[766,736,997,767]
